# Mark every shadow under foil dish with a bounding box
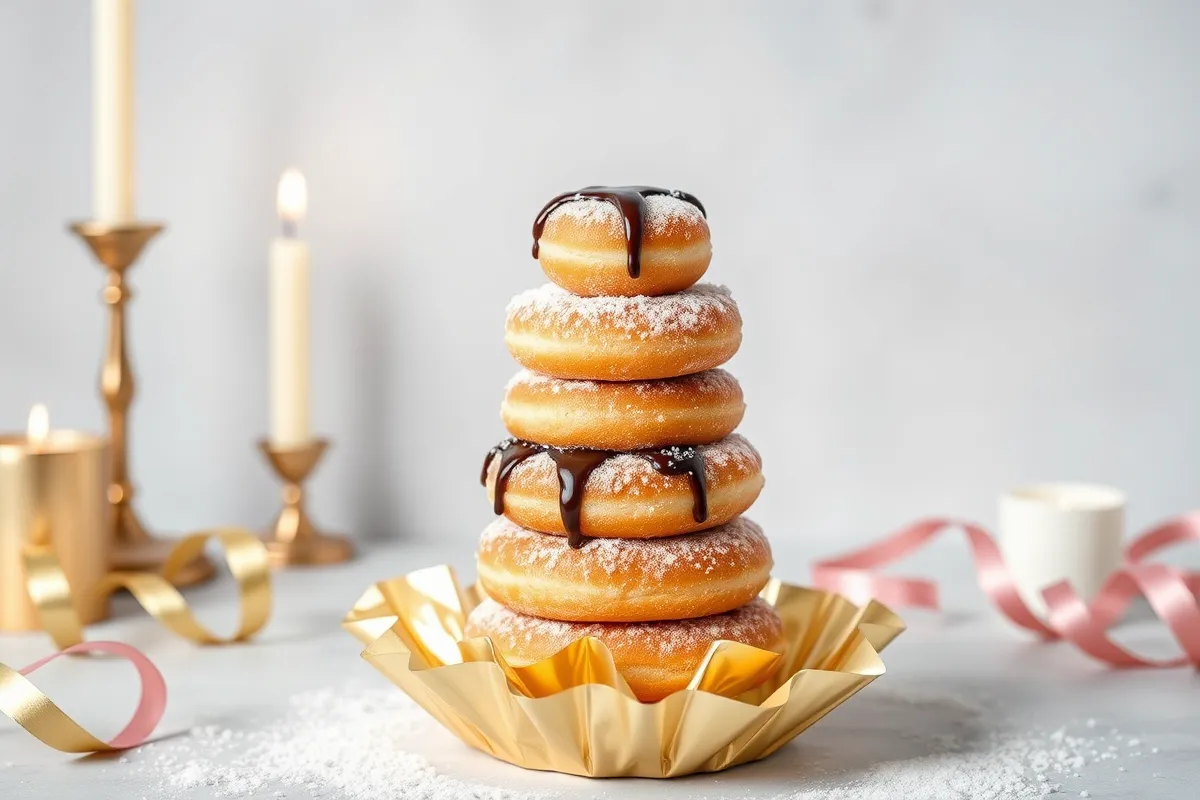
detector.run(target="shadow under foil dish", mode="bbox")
[343,565,905,779]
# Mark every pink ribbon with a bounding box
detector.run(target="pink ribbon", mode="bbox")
[16,641,168,749]
[811,514,1200,668]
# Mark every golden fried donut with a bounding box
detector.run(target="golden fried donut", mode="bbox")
[465,597,783,702]
[484,434,764,538]
[501,369,744,451]
[535,194,711,297]
[476,516,772,622]
[505,283,742,381]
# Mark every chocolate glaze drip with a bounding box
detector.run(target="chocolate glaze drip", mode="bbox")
[638,445,708,524]
[481,438,543,516]
[546,449,610,548]
[481,438,709,549]
[531,186,706,279]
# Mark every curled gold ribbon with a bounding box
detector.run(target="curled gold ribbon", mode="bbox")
[0,641,167,753]
[2,529,270,754]
[23,527,272,650]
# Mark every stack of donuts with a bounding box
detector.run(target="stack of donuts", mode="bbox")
[467,186,781,702]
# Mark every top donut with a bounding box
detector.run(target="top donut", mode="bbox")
[532,186,712,297]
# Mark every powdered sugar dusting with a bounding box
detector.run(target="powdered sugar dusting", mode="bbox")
[506,283,738,341]
[124,681,1168,800]
[591,433,760,494]
[499,434,761,495]
[478,516,770,582]
[504,368,597,393]
[131,686,545,799]
[506,367,740,398]
[545,194,705,239]
[466,597,781,661]
[773,688,1164,800]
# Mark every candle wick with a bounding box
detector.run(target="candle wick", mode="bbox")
[282,219,298,239]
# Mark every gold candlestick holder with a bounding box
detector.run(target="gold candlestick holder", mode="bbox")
[70,221,214,586]
[258,438,354,567]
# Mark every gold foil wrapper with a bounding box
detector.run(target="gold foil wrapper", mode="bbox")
[343,565,906,778]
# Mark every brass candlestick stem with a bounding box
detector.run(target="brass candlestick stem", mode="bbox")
[70,221,214,586]
[258,438,354,567]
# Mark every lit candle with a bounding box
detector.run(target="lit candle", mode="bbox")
[0,406,109,632]
[27,403,49,452]
[269,168,312,447]
[93,0,135,223]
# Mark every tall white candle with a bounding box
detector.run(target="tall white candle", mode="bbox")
[93,0,135,223]
[269,168,311,447]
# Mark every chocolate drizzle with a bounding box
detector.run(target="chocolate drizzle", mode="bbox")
[482,438,543,516]
[481,438,709,549]
[637,445,708,524]
[531,186,706,279]
[546,449,610,548]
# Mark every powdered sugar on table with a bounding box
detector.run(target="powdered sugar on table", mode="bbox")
[125,681,1164,800]
[133,686,544,800]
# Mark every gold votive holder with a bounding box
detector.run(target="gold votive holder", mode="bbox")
[69,220,214,587]
[258,438,354,567]
[0,430,109,632]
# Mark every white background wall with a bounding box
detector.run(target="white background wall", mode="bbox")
[2,1,1198,559]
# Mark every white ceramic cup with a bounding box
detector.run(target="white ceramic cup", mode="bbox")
[998,483,1125,615]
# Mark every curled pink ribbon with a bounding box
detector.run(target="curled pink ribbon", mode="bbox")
[1,641,167,752]
[811,514,1200,668]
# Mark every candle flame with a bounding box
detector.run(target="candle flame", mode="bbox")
[276,168,307,225]
[27,404,49,446]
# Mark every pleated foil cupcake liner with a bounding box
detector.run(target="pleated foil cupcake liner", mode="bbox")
[342,565,905,778]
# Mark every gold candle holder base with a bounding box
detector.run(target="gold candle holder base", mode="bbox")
[110,537,216,585]
[70,221,214,587]
[258,438,354,567]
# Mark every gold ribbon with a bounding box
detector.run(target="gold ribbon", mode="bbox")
[0,641,167,754]
[0,529,272,755]
[23,528,272,650]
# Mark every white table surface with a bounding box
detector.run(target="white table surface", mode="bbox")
[2,540,1197,799]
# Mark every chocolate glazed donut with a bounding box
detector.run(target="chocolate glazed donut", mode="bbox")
[531,186,712,297]
[482,434,764,544]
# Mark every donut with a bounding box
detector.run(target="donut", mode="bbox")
[464,597,783,702]
[505,283,742,381]
[476,516,772,622]
[534,194,711,298]
[483,434,764,538]
[501,369,744,451]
